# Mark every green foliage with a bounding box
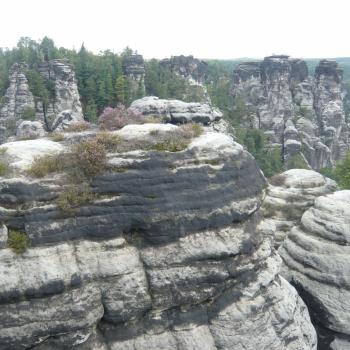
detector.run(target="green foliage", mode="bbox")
[115,75,126,104]
[236,128,283,177]
[285,154,309,170]
[333,152,350,189]
[56,185,96,213]
[21,107,36,120]
[8,230,30,254]
[25,68,55,116]
[319,167,337,181]
[144,59,203,102]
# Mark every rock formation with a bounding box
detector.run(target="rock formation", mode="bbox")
[231,56,350,170]
[129,96,223,124]
[262,169,337,247]
[160,55,210,103]
[0,59,84,142]
[279,190,350,348]
[0,63,35,134]
[16,120,47,139]
[160,55,208,84]
[122,54,146,101]
[36,59,84,129]
[0,122,316,349]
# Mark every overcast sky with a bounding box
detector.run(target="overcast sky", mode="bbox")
[1,0,349,59]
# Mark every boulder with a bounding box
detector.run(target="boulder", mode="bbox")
[16,121,46,139]
[51,110,85,131]
[280,190,350,347]
[262,169,337,247]
[129,96,223,124]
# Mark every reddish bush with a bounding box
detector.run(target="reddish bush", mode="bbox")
[98,104,142,130]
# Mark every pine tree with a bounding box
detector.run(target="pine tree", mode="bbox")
[105,73,114,106]
[84,100,98,123]
[115,75,125,104]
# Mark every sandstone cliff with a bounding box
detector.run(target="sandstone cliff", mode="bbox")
[160,55,210,103]
[0,119,316,349]
[231,56,350,170]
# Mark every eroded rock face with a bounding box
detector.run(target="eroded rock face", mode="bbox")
[279,190,350,348]
[0,59,84,141]
[122,54,145,100]
[129,96,223,124]
[16,120,46,139]
[262,169,337,247]
[160,55,210,103]
[232,56,350,170]
[36,59,84,129]
[0,63,35,134]
[160,55,208,84]
[0,125,316,349]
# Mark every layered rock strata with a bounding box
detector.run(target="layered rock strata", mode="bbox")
[262,169,337,247]
[231,56,350,170]
[129,96,223,124]
[0,124,316,349]
[279,191,350,348]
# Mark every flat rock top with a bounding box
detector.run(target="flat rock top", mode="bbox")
[115,123,178,140]
[281,169,332,188]
[2,139,65,172]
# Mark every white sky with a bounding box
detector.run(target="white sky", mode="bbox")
[1,0,350,59]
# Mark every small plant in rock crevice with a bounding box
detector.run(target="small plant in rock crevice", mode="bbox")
[56,185,97,214]
[8,230,30,254]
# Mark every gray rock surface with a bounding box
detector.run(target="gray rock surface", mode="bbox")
[0,126,316,349]
[51,109,85,131]
[129,96,223,124]
[0,224,8,248]
[0,63,35,134]
[160,55,208,84]
[0,59,84,141]
[16,120,47,139]
[36,59,84,129]
[279,190,350,348]
[231,56,350,170]
[262,169,337,247]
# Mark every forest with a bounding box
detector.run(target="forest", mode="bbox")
[1,37,350,180]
